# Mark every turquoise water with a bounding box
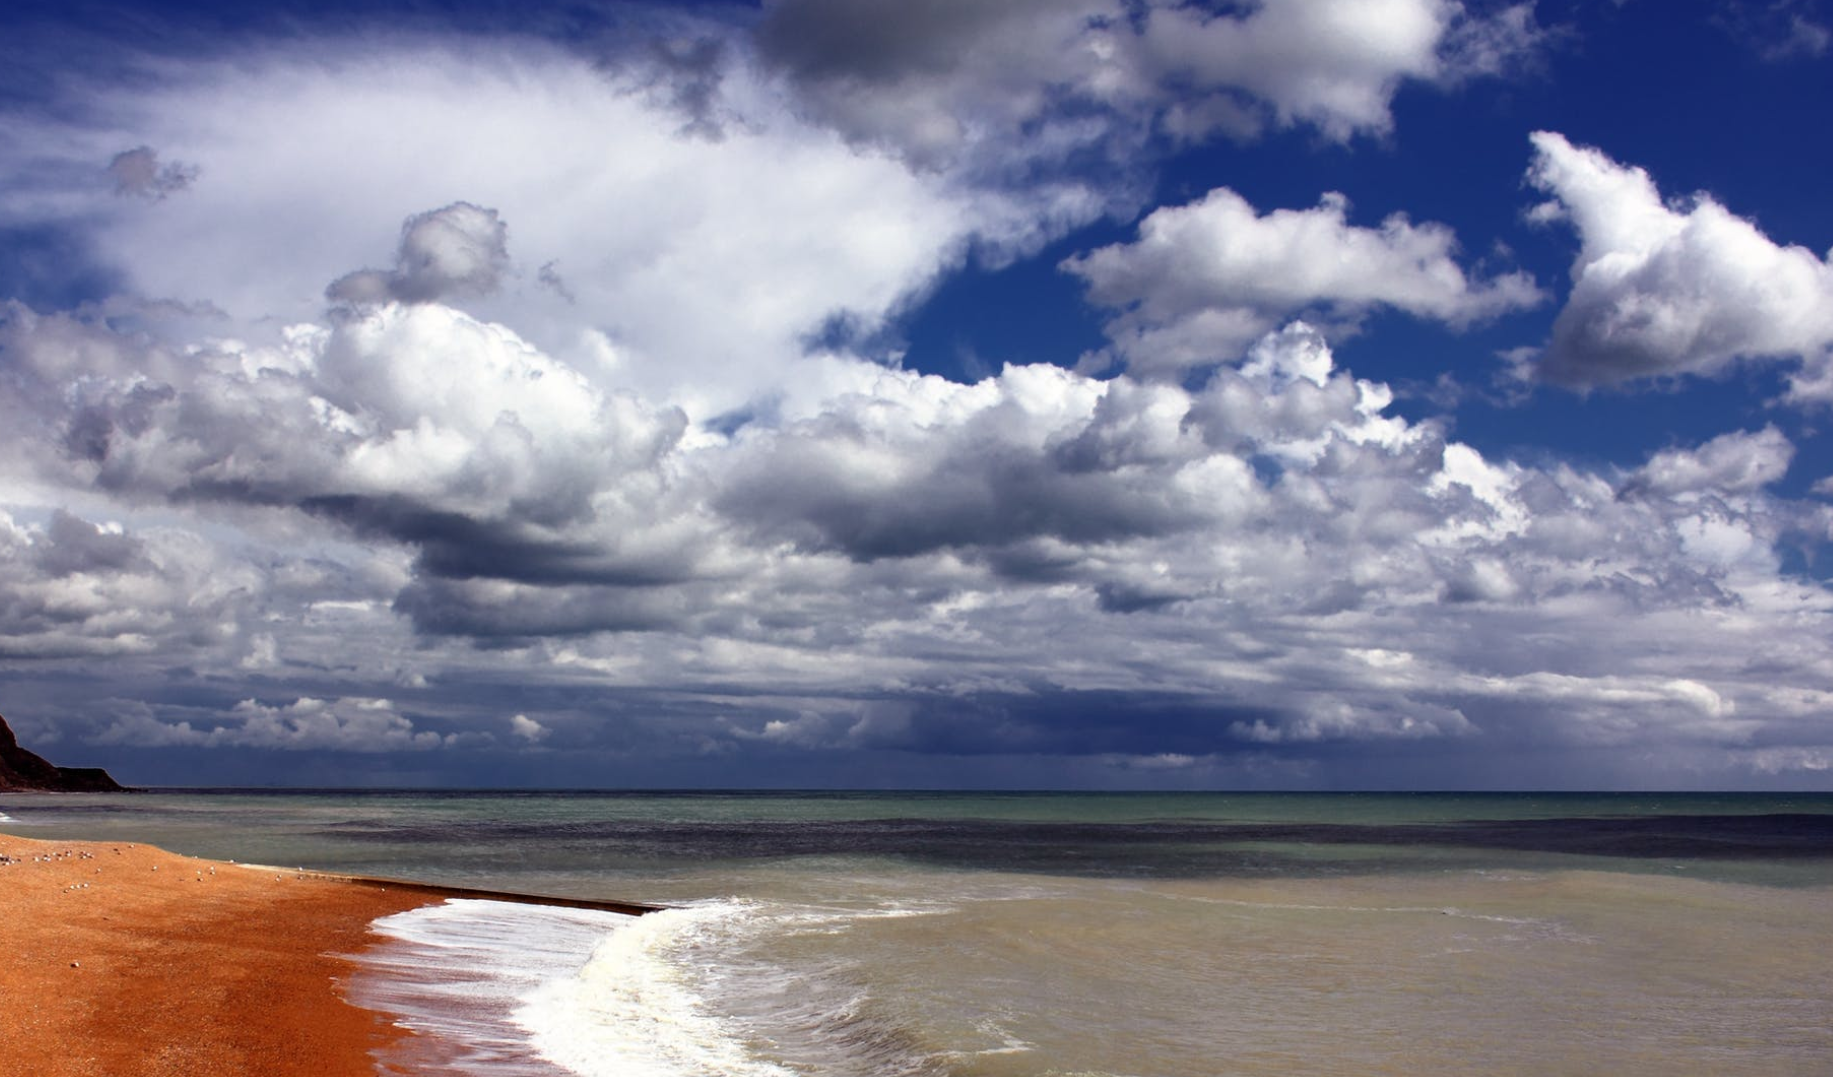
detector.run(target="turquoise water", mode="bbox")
[6,790,1833,1075]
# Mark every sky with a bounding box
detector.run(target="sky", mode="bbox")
[3,0,1833,790]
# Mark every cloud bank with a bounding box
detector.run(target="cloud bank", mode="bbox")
[1,3,1831,789]
[6,267,1831,785]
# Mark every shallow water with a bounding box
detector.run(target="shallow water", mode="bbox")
[7,790,1833,1075]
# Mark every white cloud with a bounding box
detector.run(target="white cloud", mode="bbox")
[1135,0,1454,141]
[716,361,1259,560]
[510,713,550,743]
[1064,187,1541,374]
[0,39,1041,420]
[1,298,725,607]
[222,697,449,751]
[0,507,257,661]
[1627,427,1794,498]
[1526,130,1833,398]
[99,697,451,752]
[328,201,509,305]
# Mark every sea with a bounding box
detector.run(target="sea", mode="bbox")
[4,790,1833,1076]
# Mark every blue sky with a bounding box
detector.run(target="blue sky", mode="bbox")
[3,0,1833,789]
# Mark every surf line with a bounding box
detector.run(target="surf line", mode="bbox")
[238,864,667,916]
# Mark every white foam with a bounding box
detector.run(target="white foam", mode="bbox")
[356,895,971,1077]
[516,901,798,1077]
[357,900,627,1076]
[355,899,798,1077]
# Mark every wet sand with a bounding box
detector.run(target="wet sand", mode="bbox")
[0,832,437,1077]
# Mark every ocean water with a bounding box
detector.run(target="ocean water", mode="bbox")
[6,791,1833,1075]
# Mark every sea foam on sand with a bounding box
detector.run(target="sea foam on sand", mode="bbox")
[357,898,794,1077]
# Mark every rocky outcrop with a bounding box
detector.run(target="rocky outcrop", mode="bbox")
[0,714,126,792]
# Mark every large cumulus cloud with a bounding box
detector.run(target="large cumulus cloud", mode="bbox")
[1,295,706,600]
[1526,131,1833,399]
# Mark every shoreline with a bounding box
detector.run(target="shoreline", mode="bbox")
[0,831,647,1076]
[275,866,666,916]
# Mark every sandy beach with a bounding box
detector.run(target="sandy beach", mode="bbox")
[0,832,436,1077]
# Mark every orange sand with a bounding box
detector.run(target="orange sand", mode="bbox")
[0,832,435,1077]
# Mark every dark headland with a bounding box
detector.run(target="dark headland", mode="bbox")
[0,713,125,792]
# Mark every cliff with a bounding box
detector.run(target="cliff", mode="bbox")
[0,714,126,792]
